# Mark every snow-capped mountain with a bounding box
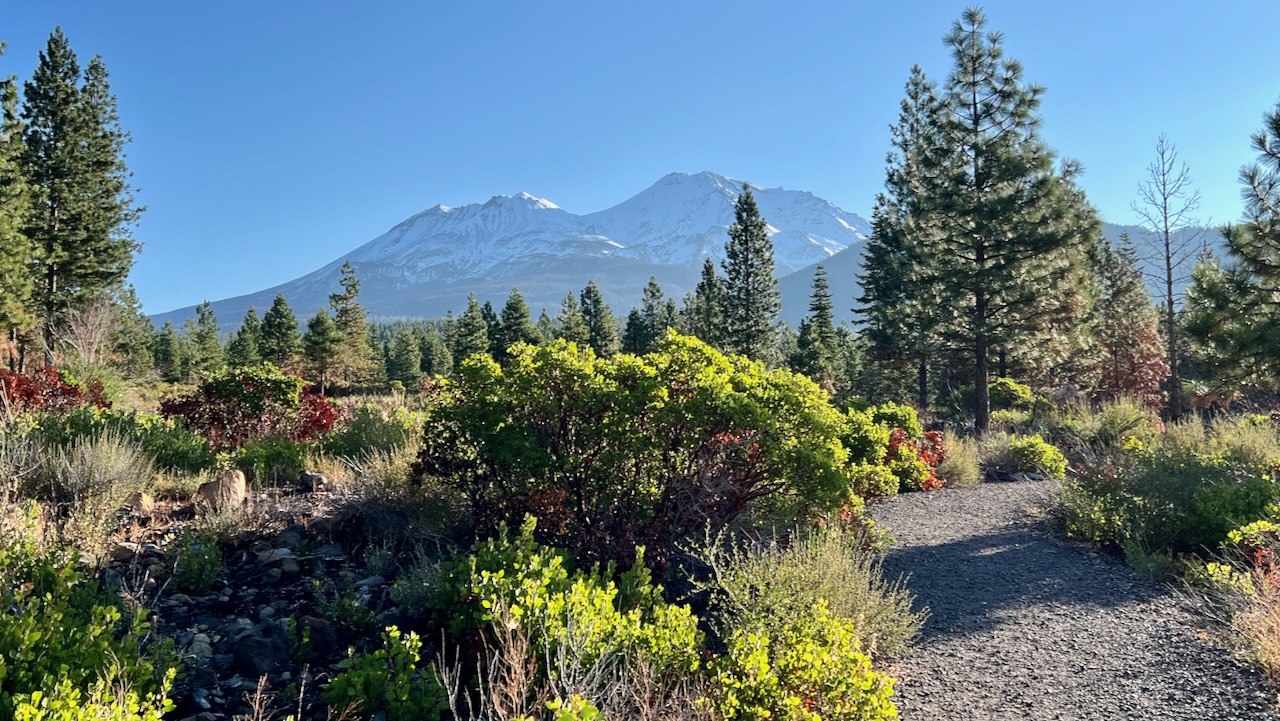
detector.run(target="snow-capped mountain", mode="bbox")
[151,171,872,331]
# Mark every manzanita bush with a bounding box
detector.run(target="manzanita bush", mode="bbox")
[0,368,88,415]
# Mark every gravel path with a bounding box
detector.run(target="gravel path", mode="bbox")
[870,479,1278,720]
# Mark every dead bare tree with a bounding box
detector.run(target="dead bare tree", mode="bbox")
[1131,135,1209,420]
[56,294,118,369]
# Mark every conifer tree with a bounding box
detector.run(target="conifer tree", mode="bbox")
[226,306,262,367]
[1094,237,1168,408]
[908,9,1100,433]
[481,300,501,357]
[621,308,648,356]
[153,320,180,381]
[579,281,619,357]
[111,283,153,377]
[303,310,343,394]
[721,186,779,360]
[0,41,33,356]
[259,294,300,367]
[1185,98,1280,387]
[418,327,451,377]
[493,288,539,359]
[681,257,724,348]
[622,277,672,355]
[451,294,490,366]
[328,261,373,385]
[185,301,222,377]
[555,292,590,345]
[535,310,555,341]
[22,30,141,365]
[387,328,423,386]
[793,264,838,385]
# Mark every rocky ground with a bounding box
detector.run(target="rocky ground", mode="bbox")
[870,479,1280,721]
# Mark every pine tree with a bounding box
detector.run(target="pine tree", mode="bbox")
[0,41,34,359]
[579,281,619,357]
[681,257,723,348]
[259,294,300,367]
[186,301,222,377]
[721,186,779,360]
[622,277,671,355]
[329,261,373,385]
[493,288,539,359]
[1094,236,1168,408]
[535,310,555,341]
[621,308,648,355]
[451,294,490,366]
[481,300,501,357]
[418,327,451,377]
[793,264,838,385]
[112,283,153,377]
[387,328,423,386]
[22,30,141,365]
[909,9,1100,433]
[152,320,180,381]
[303,310,343,394]
[1185,99,1280,387]
[226,306,262,367]
[555,292,590,345]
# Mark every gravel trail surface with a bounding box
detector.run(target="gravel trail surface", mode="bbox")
[870,479,1278,720]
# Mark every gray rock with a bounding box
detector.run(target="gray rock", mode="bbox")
[196,469,247,510]
[231,621,291,677]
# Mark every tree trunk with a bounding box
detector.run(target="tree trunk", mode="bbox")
[917,357,928,411]
[975,330,990,436]
[42,264,57,368]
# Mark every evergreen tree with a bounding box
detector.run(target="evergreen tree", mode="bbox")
[493,288,539,358]
[1094,237,1168,408]
[303,310,343,394]
[555,292,590,345]
[0,41,33,359]
[152,320,180,381]
[387,328,423,386]
[481,300,501,357]
[259,294,300,367]
[721,186,779,360]
[329,261,373,385]
[22,30,141,365]
[110,284,153,377]
[621,308,648,355]
[186,301,222,377]
[681,257,724,348]
[622,277,672,354]
[226,306,262,367]
[535,309,555,341]
[1185,99,1280,387]
[418,327,451,377]
[793,264,838,386]
[908,9,1100,433]
[451,294,490,366]
[579,281,619,357]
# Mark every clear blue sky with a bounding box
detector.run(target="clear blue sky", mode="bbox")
[6,1,1279,314]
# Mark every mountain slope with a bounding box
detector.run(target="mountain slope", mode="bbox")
[152,172,871,331]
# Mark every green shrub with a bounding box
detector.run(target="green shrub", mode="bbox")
[709,602,898,721]
[989,377,1033,410]
[699,529,922,659]
[13,667,175,721]
[1008,435,1067,478]
[843,408,890,466]
[323,626,445,721]
[31,408,216,474]
[1209,416,1280,472]
[235,437,307,485]
[849,462,898,498]
[325,403,423,460]
[172,530,223,594]
[871,401,921,439]
[989,408,1031,431]
[1056,477,1129,545]
[0,534,166,718]
[41,432,155,552]
[935,431,981,488]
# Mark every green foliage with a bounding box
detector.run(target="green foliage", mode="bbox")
[13,667,175,721]
[259,294,301,367]
[1007,435,1068,478]
[302,310,344,392]
[871,402,922,439]
[30,407,215,474]
[935,430,981,487]
[989,377,1033,410]
[418,334,853,568]
[235,436,306,484]
[158,363,309,451]
[849,463,899,498]
[841,408,891,467]
[0,532,164,718]
[700,529,922,660]
[172,530,223,594]
[325,403,421,459]
[323,626,445,721]
[579,281,619,358]
[722,186,780,360]
[1056,477,1130,545]
[710,602,899,721]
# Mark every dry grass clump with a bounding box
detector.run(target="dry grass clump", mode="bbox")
[936,430,982,488]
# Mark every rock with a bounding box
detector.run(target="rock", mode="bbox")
[197,469,247,511]
[299,470,326,492]
[111,542,142,562]
[354,575,385,589]
[258,605,276,620]
[187,640,213,664]
[262,568,282,584]
[126,491,155,517]
[256,548,295,566]
[231,621,291,677]
[279,558,301,575]
[274,525,306,550]
[313,543,346,561]
[297,615,338,658]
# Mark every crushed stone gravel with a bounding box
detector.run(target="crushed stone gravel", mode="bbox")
[870,479,1279,720]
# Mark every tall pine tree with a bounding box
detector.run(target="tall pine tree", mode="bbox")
[226,306,262,367]
[580,281,619,357]
[22,30,141,365]
[555,292,590,345]
[259,294,300,367]
[721,186,779,360]
[329,261,373,385]
[302,310,344,394]
[680,257,724,349]
[0,41,33,365]
[1094,236,1168,408]
[793,264,837,386]
[186,301,222,377]
[450,294,490,366]
[493,288,539,359]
